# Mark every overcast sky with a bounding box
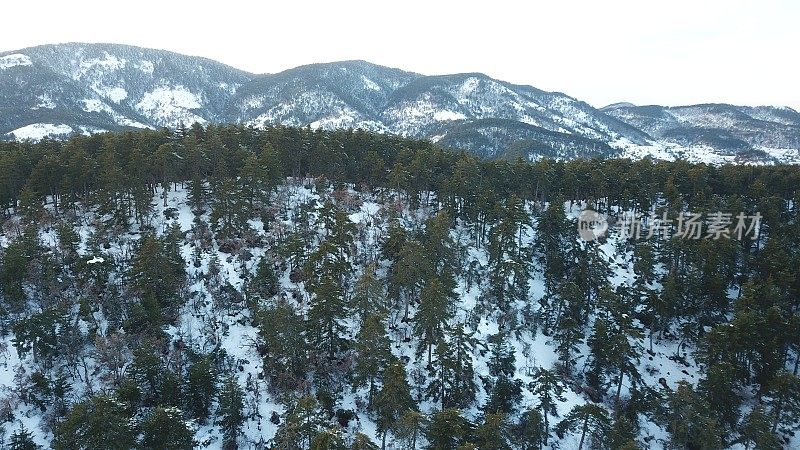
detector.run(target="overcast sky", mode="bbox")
[4,0,798,109]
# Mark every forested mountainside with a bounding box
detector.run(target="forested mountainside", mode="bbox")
[2,43,800,163]
[1,125,800,449]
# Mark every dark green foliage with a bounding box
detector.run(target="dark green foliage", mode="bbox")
[140,406,196,450]
[373,361,416,445]
[218,377,245,449]
[425,408,473,450]
[53,395,136,450]
[9,424,41,450]
[188,355,217,423]
[1,124,800,448]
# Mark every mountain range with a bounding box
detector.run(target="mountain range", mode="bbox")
[2,43,799,164]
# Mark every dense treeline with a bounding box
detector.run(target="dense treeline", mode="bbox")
[2,123,799,222]
[1,124,800,449]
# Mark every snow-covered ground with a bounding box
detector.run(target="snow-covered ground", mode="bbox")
[0,182,796,448]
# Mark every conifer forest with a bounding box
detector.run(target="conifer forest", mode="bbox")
[1,124,799,449]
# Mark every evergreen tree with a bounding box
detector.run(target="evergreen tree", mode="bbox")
[351,264,389,325]
[188,355,217,423]
[513,409,544,450]
[353,314,393,405]
[373,361,416,449]
[128,233,186,331]
[394,410,426,450]
[53,395,136,450]
[475,412,513,450]
[256,299,307,391]
[487,195,531,312]
[218,377,245,450]
[425,409,472,450]
[414,277,455,363]
[9,424,40,450]
[310,429,348,450]
[528,367,565,446]
[272,396,326,450]
[555,404,610,450]
[739,406,781,450]
[140,406,195,450]
[428,325,477,409]
[350,432,380,450]
[663,381,723,449]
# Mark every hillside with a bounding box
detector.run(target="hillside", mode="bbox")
[2,43,799,163]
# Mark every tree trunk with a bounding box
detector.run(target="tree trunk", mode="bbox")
[542,404,549,445]
[578,415,589,450]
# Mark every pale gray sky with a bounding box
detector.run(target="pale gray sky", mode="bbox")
[4,0,799,109]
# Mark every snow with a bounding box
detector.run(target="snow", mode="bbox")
[78,51,126,76]
[81,98,151,128]
[0,53,32,70]
[35,94,56,109]
[432,110,467,121]
[0,181,795,448]
[135,59,155,75]
[360,75,381,91]
[135,86,207,127]
[6,123,73,141]
[96,86,129,103]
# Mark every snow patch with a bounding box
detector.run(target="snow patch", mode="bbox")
[361,75,381,91]
[0,53,32,70]
[6,123,73,141]
[135,86,206,127]
[135,60,154,75]
[433,110,467,121]
[35,94,56,109]
[95,86,128,103]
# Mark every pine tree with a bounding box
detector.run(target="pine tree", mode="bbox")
[310,429,348,450]
[555,404,610,450]
[487,332,516,378]
[304,206,356,358]
[475,412,513,450]
[394,410,426,450]
[350,432,380,450]
[140,406,195,450]
[9,424,40,450]
[256,299,307,390]
[766,371,800,434]
[487,195,531,312]
[53,395,136,450]
[351,264,389,325]
[425,409,471,450]
[129,233,186,330]
[484,376,522,416]
[528,367,565,447]
[272,396,326,450]
[188,355,217,423]
[664,381,723,449]
[513,409,544,450]
[218,377,245,450]
[739,406,781,450]
[353,314,393,406]
[428,325,477,409]
[373,361,416,449]
[414,277,455,363]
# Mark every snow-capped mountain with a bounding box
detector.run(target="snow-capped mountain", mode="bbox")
[2,43,799,163]
[603,103,800,163]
